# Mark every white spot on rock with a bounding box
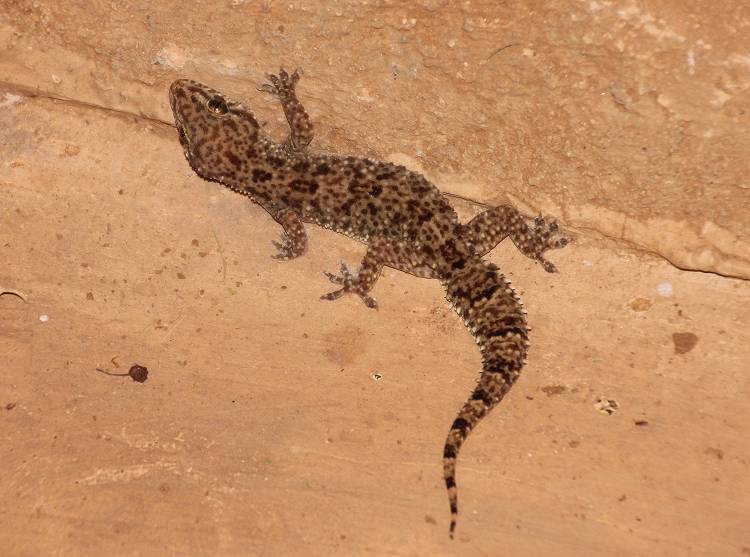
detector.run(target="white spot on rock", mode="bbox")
[354,88,373,103]
[656,282,673,297]
[217,59,239,76]
[153,43,188,69]
[0,93,22,108]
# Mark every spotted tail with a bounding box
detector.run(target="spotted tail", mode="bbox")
[442,258,529,538]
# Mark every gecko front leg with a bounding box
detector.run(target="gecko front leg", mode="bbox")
[259,68,314,153]
[259,203,308,260]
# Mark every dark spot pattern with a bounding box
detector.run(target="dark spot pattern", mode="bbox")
[252,169,273,182]
[313,163,330,176]
[226,150,242,169]
[293,160,310,173]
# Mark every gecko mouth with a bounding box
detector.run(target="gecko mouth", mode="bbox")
[176,123,188,146]
[174,122,206,177]
[175,122,192,158]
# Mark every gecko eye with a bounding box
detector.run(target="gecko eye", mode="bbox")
[207,96,229,116]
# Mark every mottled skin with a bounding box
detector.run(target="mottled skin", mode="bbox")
[169,69,569,537]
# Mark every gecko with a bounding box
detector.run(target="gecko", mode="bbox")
[169,69,570,538]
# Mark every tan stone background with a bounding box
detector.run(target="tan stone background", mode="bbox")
[1,2,748,556]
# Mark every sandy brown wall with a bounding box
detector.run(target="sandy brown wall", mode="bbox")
[1,2,749,556]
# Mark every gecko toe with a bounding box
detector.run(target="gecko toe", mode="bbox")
[324,263,356,285]
[324,271,345,285]
[321,287,378,309]
[540,259,558,273]
[321,288,345,301]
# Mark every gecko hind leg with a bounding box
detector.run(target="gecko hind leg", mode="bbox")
[463,205,571,273]
[321,240,384,310]
[321,238,439,309]
[321,240,386,309]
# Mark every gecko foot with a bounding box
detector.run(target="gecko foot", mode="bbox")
[258,68,301,100]
[271,233,305,260]
[321,263,378,309]
[525,215,572,273]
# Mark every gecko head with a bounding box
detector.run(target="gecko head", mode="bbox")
[169,79,261,184]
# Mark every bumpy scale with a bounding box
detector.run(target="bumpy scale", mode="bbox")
[169,69,570,537]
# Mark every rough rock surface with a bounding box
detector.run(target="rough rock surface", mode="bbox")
[1,2,749,555]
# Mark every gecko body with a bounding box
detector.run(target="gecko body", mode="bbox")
[169,70,569,537]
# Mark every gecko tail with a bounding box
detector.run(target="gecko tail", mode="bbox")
[445,442,459,538]
[442,258,529,538]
